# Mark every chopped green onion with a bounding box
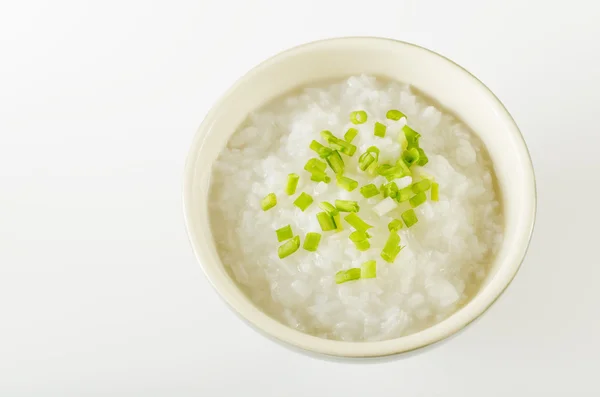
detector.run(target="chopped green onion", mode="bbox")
[304,158,327,173]
[388,219,403,232]
[316,212,336,231]
[379,162,412,181]
[386,109,406,121]
[349,230,370,242]
[293,192,313,211]
[320,130,334,141]
[310,172,331,183]
[336,175,358,191]
[365,146,381,174]
[417,148,429,166]
[381,232,402,263]
[325,150,344,174]
[278,236,300,259]
[344,213,373,232]
[309,140,333,158]
[360,184,380,198]
[397,186,413,202]
[335,268,362,284]
[402,125,421,149]
[381,182,398,199]
[431,182,439,201]
[352,239,371,251]
[361,260,377,278]
[358,152,376,171]
[401,209,418,227]
[303,232,322,252]
[409,192,427,208]
[285,173,299,195]
[376,164,393,175]
[374,122,387,138]
[344,128,358,143]
[335,200,360,212]
[276,225,293,242]
[350,110,368,124]
[402,148,420,167]
[333,212,343,232]
[412,179,432,193]
[261,193,277,211]
[328,137,357,156]
[318,201,338,215]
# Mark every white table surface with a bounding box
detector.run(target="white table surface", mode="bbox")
[1,1,599,395]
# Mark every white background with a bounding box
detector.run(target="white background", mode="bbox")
[1,0,599,396]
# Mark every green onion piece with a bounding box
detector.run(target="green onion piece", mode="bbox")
[333,212,343,232]
[285,173,299,195]
[366,146,380,157]
[402,125,421,149]
[344,213,373,232]
[344,128,358,143]
[276,225,293,242]
[365,146,381,174]
[388,219,403,232]
[381,232,402,263]
[326,150,344,175]
[349,230,369,242]
[374,122,387,138]
[379,162,412,181]
[381,182,399,199]
[310,172,331,183]
[412,179,432,193]
[409,192,427,208]
[360,184,380,198]
[329,137,357,156]
[376,164,393,175]
[358,152,376,171]
[353,239,371,251]
[261,193,277,211]
[335,200,360,213]
[303,232,322,252]
[401,209,418,227]
[318,201,338,215]
[336,175,358,191]
[350,110,368,124]
[431,182,439,201]
[397,186,413,202]
[293,192,313,211]
[402,148,420,167]
[361,260,377,278]
[386,109,406,121]
[417,148,429,166]
[317,212,336,231]
[335,268,362,284]
[320,130,334,141]
[309,140,333,158]
[278,236,300,259]
[304,158,327,173]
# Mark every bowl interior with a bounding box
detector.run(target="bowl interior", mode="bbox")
[184,38,536,357]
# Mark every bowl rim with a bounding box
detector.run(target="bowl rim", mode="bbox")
[183,36,537,358]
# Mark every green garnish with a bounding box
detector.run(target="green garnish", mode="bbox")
[360,184,380,198]
[358,152,376,171]
[278,236,300,259]
[381,232,402,263]
[412,179,432,193]
[309,140,333,158]
[402,148,420,167]
[402,125,421,149]
[374,122,387,138]
[397,186,413,202]
[381,182,399,199]
[335,200,360,212]
[365,146,381,174]
[361,260,377,278]
[344,213,373,232]
[388,219,403,232]
[417,148,429,166]
[305,158,330,183]
[285,173,299,195]
[303,232,322,252]
[320,130,334,141]
[350,110,368,124]
[276,225,293,242]
[379,161,412,181]
[318,201,338,215]
[310,172,331,183]
[336,175,358,191]
[335,268,361,284]
[349,230,370,242]
[316,212,336,231]
[401,209,418,227]
[328,137,357,156]
[431,182,439,201]
[409,192,427,208]
[261,193,277,211]
[386,109,406,121]
[293,192,313,211]
[344,128,358,143]
[326,150,344,174]
[333,212,343,232]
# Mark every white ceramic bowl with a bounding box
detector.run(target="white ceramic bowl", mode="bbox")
[183,37,536,358]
